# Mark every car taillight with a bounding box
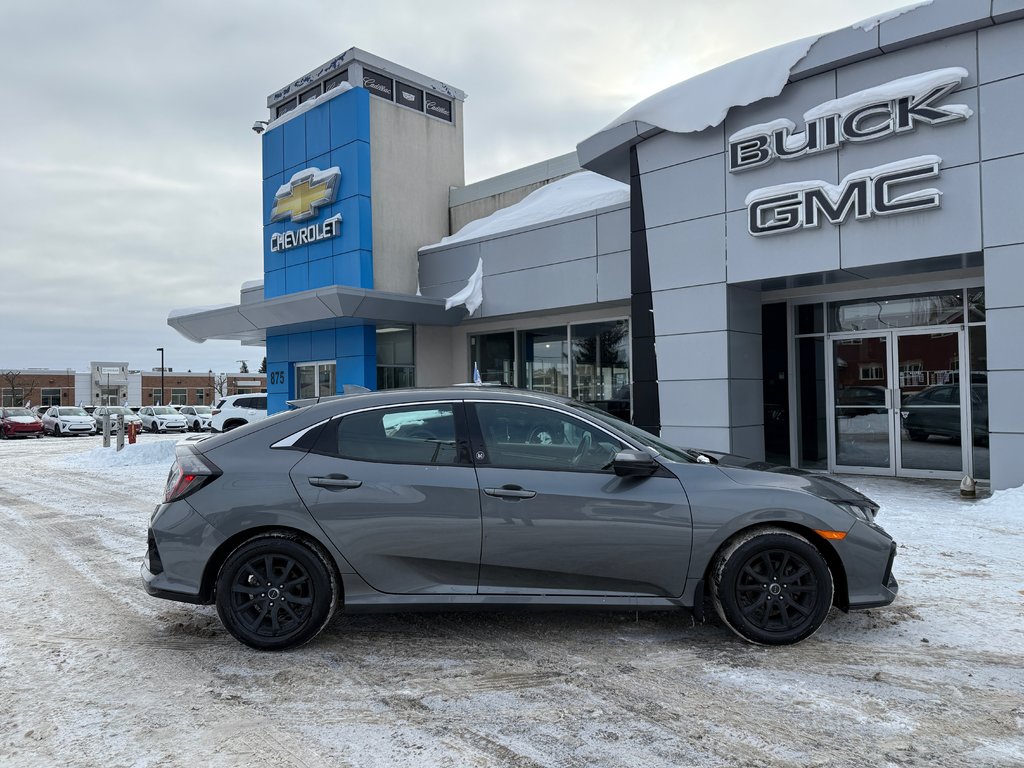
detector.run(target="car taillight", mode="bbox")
[164,445,222,503]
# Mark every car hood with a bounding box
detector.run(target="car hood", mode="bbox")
[155,414,185,420]
[5,416,40,424]
[701,451,878,510]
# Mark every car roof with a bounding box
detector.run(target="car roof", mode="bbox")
[301,386,575,419]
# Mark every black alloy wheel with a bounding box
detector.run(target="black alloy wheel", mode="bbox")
[215,534,338,651]
[712,528,833,646]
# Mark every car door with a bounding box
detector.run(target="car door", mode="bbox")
[290,401,483,594]
[468,401,692,597]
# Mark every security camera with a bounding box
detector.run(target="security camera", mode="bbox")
[252,120,269,135]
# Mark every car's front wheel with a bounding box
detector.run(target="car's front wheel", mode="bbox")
[711,527,833,646]
[215,534,339,651]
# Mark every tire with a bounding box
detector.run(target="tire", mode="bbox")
[711,527,833,646]
[0,428,6,440]
[54,424,63,437]
[215,533,339,651]
[223,419,245,432]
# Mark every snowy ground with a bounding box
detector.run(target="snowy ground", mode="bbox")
[0,434,1021,767]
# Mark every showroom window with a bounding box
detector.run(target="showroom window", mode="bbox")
[377,325,415,390]
[195,389,205,405]
[469,319,630,420]
[41,388,61,407]
[171,389,187,405]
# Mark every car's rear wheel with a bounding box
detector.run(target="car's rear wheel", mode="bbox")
[223,419,245,432]
[215,534,338,651]
[711,527,833,646]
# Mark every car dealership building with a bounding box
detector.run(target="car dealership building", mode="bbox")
[170,0,1024,489]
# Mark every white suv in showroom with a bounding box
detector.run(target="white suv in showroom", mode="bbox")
[210,394,268,432]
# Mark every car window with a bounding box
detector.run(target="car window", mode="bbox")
[253,397,267,410]
[473,402,624,473]
[316,404,460,465]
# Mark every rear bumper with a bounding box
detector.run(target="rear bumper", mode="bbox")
[140,501,223,605]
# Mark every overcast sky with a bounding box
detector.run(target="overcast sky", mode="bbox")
[0,0,914,375]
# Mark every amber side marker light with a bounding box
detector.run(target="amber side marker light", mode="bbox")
[814,530,847,541]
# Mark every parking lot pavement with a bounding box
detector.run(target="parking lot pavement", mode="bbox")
[0,435,1021,767]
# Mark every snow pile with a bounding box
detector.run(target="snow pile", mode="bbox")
[429,172,629,248]
[61,439,179,469]
[599,35,818,136]
[445,258,484,315]
[976,484,1024,515]
[852,0,933,32]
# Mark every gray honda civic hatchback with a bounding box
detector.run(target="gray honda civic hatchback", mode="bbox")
[142,387,897,650]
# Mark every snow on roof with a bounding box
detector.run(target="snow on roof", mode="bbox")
[598,35,818,137]
[852,0,932,32]
[594,1,934,140]
[424,171,629,249]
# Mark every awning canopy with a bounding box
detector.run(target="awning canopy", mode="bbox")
[169,284,466,345]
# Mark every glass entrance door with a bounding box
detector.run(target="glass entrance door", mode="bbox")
[895,329,964,477]
[832,334,893,471]
[829,329,968,478]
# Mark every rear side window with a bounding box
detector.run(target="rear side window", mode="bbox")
[315,404,460,465]
[253,397,267,410]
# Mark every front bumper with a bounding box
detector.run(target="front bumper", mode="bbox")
[156,422,188,432]
[841,521,899,610]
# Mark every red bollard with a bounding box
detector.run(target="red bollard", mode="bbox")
[128,422,138,444]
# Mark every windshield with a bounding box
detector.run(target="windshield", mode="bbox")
[152,406,176,415]
[59,407,87,416]
[574,402,698,464]
[4,408,32,417]
[102,407,130,415]
[192,406,212,414]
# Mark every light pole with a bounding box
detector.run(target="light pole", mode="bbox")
[156,347,165,406]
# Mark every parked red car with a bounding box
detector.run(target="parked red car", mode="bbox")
[0,407,44,439]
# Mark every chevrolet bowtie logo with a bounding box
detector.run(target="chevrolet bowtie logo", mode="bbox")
[270,166,341,223]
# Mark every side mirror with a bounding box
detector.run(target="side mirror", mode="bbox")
[612,449,660,478]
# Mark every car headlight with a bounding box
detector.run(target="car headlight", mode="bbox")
[833,501,875,522]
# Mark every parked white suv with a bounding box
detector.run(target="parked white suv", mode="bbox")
[42,406,96,437]
[210,394,268,433]
[178,405,214,432]
[139,406,188,433]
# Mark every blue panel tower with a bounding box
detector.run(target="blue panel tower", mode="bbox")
[262,86,376,414]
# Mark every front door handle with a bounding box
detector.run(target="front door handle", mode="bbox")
[484,485,537,500]
[309,475,362,490]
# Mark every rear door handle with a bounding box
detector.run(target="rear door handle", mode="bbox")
[484,485,537,500]
[309,475,362,490]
